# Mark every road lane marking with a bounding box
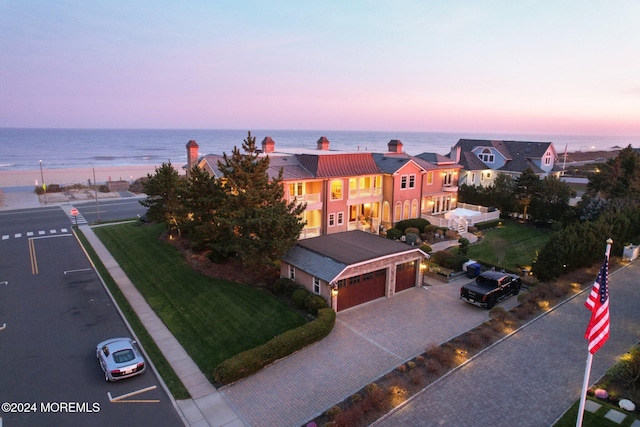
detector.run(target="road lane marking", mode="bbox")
[29,238,38,275]
[27,231,33,236]
[38,230,45,235]
[108,385,159,403]
[63,268,92,275]
[1,235,7,240]
[0,324,5,331]
[14,233,21,238]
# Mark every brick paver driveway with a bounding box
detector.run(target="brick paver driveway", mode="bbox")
[374,261,640,427]
[220,277,519,427]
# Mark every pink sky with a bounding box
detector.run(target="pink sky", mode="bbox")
[1,1,639,136]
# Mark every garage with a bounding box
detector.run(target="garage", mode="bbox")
[336,269,386,311]
[281,231,427,312]
[395,260,417,292]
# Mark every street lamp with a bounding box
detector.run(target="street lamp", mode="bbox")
[91,162,100,222]
[39,160,47,204]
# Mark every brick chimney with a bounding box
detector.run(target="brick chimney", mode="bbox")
[262,136,275,153]
[388,139,403,153]
[186,140,199,178]
[317,136,330,151]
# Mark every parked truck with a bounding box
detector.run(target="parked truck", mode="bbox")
[460,270,522,308]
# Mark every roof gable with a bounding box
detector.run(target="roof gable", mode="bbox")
[298,153,381,178]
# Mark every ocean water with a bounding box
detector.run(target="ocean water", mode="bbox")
[1,128,638,171]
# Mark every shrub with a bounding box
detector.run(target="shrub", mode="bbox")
[325,405,342,419]
[304,294,328,315]
[405,232,421,246]
[404,227,420,235]
[420,244,432,253]
[424,224,438,233]
[395,218,430,233]
[292,288,310,309]
[213,308,336,384]
[385,228,403,240]
[444,229,458,239]
[272,277,298,295]
[440,253,469,271]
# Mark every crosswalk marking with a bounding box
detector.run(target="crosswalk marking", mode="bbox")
[2,229,75,242]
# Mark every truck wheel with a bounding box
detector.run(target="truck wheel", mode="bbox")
[487,298,497,309]
[513,288,520,296]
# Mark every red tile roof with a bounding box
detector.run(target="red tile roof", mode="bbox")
[299,153,380,178]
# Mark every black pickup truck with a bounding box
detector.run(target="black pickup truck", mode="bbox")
[460,271,522,308]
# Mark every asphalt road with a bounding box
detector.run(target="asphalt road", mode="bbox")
[0,207,182,427]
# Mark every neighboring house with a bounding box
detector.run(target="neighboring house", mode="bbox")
[281,231,428,312]
[451,139,563,187]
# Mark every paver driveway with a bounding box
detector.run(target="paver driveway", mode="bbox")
[220,277,520,427]
[374,261,640,427]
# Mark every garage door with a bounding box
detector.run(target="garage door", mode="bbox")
[336,269,386,311]
[395,260,417,292]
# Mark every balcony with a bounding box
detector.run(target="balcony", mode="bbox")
[442,185,458,193]
[299,226,321,239]
[289,192,321,203]
[348,187,382,199]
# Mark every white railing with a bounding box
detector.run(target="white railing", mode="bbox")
[299,226,321,239]
[348,187,382,198]
[289,193,321,204]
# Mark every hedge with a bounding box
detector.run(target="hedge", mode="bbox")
[213,308,336,384]
[395,218,430,233]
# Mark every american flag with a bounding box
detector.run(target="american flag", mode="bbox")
[584,257,610,354]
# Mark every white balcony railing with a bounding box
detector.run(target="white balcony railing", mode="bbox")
[348,187,382,198]
[299,226,321,239]
[289,193,321,204]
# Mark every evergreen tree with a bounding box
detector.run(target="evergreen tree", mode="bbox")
[515,168,541,220]
[492,173,518,216]
[587,145,640,200]
[140,162,186,235]
[210,132,307,265]
[529,175,573,223]
[181,165,225,250]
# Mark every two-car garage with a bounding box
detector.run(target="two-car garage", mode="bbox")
[281,231,428,312]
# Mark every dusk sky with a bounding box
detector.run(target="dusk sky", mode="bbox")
[1,1,639,136]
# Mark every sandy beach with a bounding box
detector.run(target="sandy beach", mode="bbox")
[0,165,175,188]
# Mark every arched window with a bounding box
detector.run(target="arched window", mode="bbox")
[411,199,418,218]
[330,179,342,200]
[394,201,402,222]
[403,200,410,220]
[382,201,390,223]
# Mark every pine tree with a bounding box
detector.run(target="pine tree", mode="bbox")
[140,162,186,235]
[210,132,307,265]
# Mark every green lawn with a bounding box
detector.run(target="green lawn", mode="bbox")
[466,219,552,270]
[92,222,306,382]
[555,398,639,426]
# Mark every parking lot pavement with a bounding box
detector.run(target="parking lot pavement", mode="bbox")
[220,277,516,427]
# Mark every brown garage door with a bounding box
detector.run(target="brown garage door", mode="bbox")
[336,269,386,311]
[395,260,417,292]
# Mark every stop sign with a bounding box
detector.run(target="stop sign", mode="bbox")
[70,208,79,216]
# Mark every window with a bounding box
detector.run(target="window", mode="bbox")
[479,148,494,163]
[394,201,402,222]
[426,171,433,185]
[409,174,416,188]
[411,199,418,218]
[382,201,390,223]
[328,213,335,227]
[330,180,342,200]
[403,200,410,220]
[471,172,476,183]
[289,266,295,280]
[443,172,453,186]
[289,182,303,197]
[313,277,321,294]
[400,175,407,189]
[337,212,344,225]
[544,151,552,166]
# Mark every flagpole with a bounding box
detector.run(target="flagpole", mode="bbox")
[576,238,612,427]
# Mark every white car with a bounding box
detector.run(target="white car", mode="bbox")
[96,337,146,381]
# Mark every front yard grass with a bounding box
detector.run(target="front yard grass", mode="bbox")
[92,222,307,383]
[467,219,552,271]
